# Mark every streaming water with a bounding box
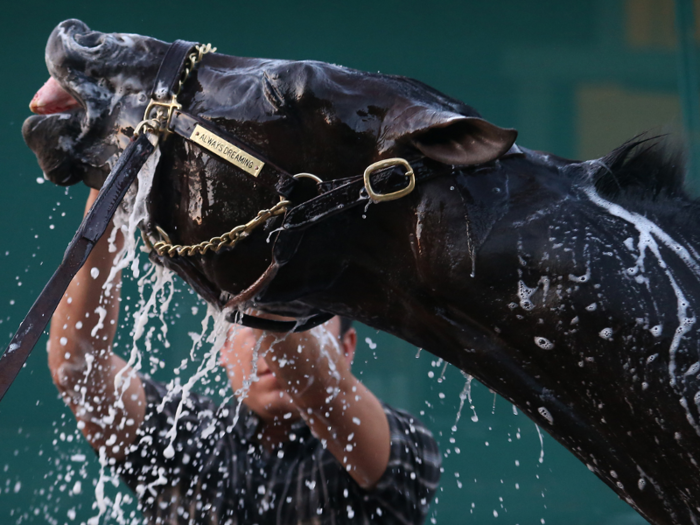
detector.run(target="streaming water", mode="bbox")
[66,144,158,524]
[583,182,700,435]
[451,372,472,432]
[535,424,545,464]
[160,305,229,459]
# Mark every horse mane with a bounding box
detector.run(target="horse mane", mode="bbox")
[580,134,700,235]
[592,135,687,202]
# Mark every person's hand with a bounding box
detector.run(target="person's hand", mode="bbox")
[222,318,390,489]
[259,326,351,408]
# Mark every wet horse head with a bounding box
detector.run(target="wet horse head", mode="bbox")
[24,19,700,525]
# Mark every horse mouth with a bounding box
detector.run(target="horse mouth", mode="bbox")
[30,77,82,116]
[22,78,91,186]
[21,19,117,187]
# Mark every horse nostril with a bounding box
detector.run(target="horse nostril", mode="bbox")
[56,19,104,49]
[57,18,91,37]
[74,32,105,49]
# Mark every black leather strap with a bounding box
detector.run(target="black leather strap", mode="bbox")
[280,147,523,231]
[169,110,298,198]
[0,134,155,401]
[225,310,334,333]
[150,40,198,101]
[281,157,452,232]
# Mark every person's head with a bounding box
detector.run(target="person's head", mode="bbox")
[219,316,357,423]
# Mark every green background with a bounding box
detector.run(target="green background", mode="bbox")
[0,0,692,523]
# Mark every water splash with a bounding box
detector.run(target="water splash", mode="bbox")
[68,141,166,523]
[457,372,479,424]
[104,144,161,296]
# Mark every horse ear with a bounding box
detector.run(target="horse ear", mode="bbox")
[412,116,518,166]
[385,107,517,166]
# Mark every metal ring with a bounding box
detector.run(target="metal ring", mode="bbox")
[140,229,154,251]
[363,158,415,203]
[293,173,323,183]
[133,118,161,137]
[155,225,173,245]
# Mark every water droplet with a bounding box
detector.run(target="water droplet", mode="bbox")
[538,406,554,424]
[598,328,613,340]
[534,337,554,350]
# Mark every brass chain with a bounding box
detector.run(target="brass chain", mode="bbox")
[152,200,291,257]
[175,43,216,99]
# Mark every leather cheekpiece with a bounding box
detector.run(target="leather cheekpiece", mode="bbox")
[150,40,198,100]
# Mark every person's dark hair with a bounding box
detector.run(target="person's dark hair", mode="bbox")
[339,317,354,337]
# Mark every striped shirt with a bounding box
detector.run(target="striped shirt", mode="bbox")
[117,378,442,525]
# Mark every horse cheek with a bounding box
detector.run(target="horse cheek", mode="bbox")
[411,181,477,295]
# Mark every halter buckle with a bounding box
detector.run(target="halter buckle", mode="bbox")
[363,158,416,203]
[134,96,182,136]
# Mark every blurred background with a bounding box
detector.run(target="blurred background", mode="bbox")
[1,0,697,523]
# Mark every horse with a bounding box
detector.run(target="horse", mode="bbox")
[22,19,700,525]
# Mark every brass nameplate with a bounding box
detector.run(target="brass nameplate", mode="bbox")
[189,124,264,177]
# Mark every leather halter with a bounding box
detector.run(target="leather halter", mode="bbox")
[135,42,448,334]
[0,39,518,402]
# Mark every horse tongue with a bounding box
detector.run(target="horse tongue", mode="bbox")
[30,77,80,115]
